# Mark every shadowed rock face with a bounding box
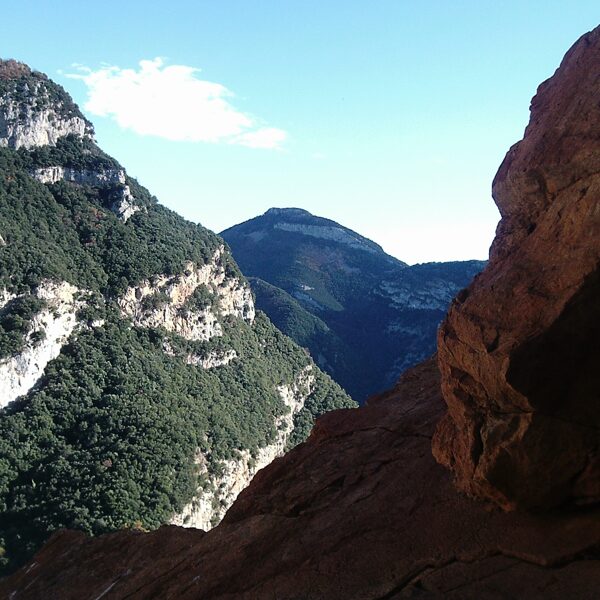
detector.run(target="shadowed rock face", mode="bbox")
[433,26,600,510]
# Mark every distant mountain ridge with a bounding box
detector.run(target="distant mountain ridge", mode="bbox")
[222,207,485,401]
[259,207,395,257]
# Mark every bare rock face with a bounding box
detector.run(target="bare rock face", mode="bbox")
[0,59,94,149]
[31,166,142,221]
[0,281,83,407]
[433,26,600,510]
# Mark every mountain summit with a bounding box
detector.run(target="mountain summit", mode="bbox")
[0,60,353,573]
[244,207,395,256]
[0,59,94,149]
[222,207,483,401]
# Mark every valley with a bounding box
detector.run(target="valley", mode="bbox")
[1,17,599,600]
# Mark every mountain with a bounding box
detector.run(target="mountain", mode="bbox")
[247,276,354,384]
[221,207,484,401]
[0,59,354,574]
[3,25,599,599]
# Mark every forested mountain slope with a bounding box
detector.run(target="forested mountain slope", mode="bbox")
[222,208,484,401]
[0,59,354,574]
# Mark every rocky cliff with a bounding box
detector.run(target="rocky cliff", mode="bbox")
[433,25,600,511]
[0,59,354,574]
[0,280,83,406]
[222,209,484,401]
[30,166,139,221]
[0,60,93,150]
[2,25,599,599]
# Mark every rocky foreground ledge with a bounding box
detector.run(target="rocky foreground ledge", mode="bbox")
[1,360,599,599]
[2,23,600,600]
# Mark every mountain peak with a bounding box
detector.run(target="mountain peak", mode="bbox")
[224,207,394,258]
[264,207,313,218]
[0,58,93,149]
[0,59,32,80]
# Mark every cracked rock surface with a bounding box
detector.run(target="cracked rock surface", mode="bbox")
[1,359,599,599]
[433,24,600,511]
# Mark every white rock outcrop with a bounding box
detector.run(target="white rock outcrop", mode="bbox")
[0,281,82,407]
[109,184,139,222]
[31,167,126,186]
[377,279,462,311]
[171,366,314,530]
[0,289,16,310]
[274,222,379,253]
[0,82,93,150]
[186,349,237,368]
[118,247,254,342]
[31,167,140,222]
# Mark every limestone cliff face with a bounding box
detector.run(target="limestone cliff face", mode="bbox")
[0,281,82,408]
[0,96,91,150]
[0,60,93,149]
[31,166,140,222]
[433,26,600,510]
[171,366,314,530]
[30,166,126,186]
[118,246,255,342]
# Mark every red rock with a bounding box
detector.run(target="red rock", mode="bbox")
[433,25,600,510]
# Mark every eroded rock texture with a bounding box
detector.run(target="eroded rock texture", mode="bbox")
[433,26,600,510]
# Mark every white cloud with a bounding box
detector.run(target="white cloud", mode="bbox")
[232,127,287,149]
[67,58,286,149]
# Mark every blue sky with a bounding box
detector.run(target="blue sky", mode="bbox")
[3,2,599,263]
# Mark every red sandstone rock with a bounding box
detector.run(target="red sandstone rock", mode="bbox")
[433,25,600,510]
[1,359,599,599]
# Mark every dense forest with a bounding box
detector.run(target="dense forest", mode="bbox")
[0,141,228,296]
[0,68,354,574]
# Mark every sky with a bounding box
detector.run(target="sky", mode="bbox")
[2,1,599,264]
